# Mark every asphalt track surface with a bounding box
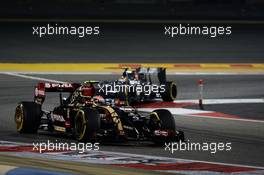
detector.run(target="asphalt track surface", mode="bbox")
[0,73,263,168]
[1,20,264,173]
[0,22,264,63]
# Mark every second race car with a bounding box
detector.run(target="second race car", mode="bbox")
[96,67,177,105]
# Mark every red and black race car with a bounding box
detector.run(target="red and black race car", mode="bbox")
[15,81,184,144]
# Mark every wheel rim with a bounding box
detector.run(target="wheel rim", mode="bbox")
[149,112,161,130]
[75,111,87,140]
[170,83,177,100]
[15,104,24,132]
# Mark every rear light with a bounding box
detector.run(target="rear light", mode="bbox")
[154,130,169,137]
[154,130,176,137]
[65,120,71,128]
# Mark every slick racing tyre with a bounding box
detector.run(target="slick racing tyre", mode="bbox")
[152,109,176,131]
[74,108,100,142]
[15,102,42,133]
[150,109,178,145]
[160,81,177,102]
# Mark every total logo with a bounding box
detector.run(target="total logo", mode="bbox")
[45,83,73,88]
[51,113,65,122]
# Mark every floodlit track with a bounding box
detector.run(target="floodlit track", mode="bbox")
[0,73,263,168]
[0,20,264,174]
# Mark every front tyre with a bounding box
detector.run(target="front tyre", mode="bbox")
[152,109,176,131]
[15,102,42,133]
[150,109,178,145]
[160,81,177,102]
[74,108,100,142]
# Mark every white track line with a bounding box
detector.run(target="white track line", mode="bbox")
[3,72,67,83]
[138,107,264,123]
[175,99,264,104]
[188,113,264,123]
[138,108,213,115]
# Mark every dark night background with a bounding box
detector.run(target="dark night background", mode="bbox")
[0,0,263,63]
[0,0,264,20]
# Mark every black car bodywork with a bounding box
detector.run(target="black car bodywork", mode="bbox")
[15,81,184,144]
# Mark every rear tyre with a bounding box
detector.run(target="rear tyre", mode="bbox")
[160,81,177,102]
[74,108,100,142]
[15,102,42,133]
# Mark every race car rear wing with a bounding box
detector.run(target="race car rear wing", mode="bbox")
[133,67,167,84]
[39,82,80,92]
[34,82,81,98]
